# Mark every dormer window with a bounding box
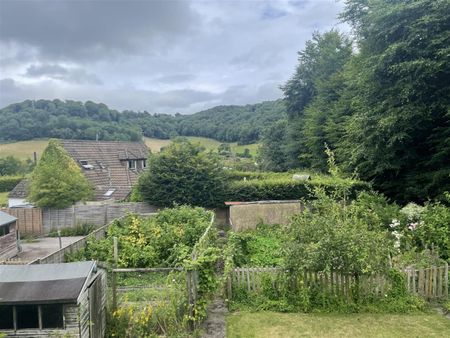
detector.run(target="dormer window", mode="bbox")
[127,160,136,170]
[80,160,88,166]
[143,159,147,168]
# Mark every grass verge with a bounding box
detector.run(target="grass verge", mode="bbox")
[227,311,450,338]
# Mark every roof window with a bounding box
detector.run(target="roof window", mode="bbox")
[104,189,116,197]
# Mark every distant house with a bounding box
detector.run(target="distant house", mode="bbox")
[60,140,149,201]
[8,180,32,208]
[0,261,106,338]
[0,211,19,260]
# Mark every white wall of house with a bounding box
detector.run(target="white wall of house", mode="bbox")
[8,198,31,208]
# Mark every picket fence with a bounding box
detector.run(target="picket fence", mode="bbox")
[405,264,448,300]
[229,264,448,301]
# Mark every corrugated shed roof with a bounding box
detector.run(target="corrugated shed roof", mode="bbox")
[0,261,96,305]
[60,140,149,201]
[0,210,17,226]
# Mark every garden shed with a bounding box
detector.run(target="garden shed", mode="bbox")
[0,211,18,260]
[0,261,106,338]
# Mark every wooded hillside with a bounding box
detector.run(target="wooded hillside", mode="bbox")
[0,99,285,145]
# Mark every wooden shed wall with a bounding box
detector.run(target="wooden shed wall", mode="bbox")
[1,304,80,337]
[0,222,18,260]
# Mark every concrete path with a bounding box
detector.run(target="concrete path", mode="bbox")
[202,298,228,338]
[16,236,84,262]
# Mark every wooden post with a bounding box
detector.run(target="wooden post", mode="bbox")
[58,230,62,249]
[186,270,195,331]
[444,263,449,299]
[227,275,232,300]
[112,237,118,311]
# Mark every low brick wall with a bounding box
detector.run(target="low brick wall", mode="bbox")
[229,200,303,232]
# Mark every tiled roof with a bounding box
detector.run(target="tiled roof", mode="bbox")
[60,140,149,201]
[8,179,29,199]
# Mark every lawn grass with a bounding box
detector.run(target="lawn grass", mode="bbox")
[0,139,49,160]
[0,191,8,207]
[227,311,450,338]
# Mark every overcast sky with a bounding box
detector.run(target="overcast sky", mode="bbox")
[0,0,348,114]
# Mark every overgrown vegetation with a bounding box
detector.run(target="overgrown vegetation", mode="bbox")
[47,223,96,237]
[228,224,288,267]
[225,181,448,314]
[68,206,213,267]
[67,206,219,336]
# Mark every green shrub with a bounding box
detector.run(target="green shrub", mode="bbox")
[0,175,23,192]
[48,223,95,237]
[228,224,288,267]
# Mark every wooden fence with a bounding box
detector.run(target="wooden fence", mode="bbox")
[42,202,157,233]
[405,263,448,300]
[0,207,43,235]
[228,265,448,301]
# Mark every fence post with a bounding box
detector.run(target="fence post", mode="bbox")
[186,269,195,331]
[445,263,449,298]
[227,274,232,300]
[112,237,118,311]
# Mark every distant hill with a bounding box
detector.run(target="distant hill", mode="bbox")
[0,99,286,144]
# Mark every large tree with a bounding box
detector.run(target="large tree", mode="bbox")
[339,0,450,202]
[28,139,93,208]
[281,30,353,169]
[137,139,227,208]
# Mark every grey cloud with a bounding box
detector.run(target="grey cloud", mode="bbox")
[0,0,348,114]
[156,74,196,84]
[24,64,102,84]
[0,0,198,61]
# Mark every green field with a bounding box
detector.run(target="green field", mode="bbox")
[145,136,259,156]
[0,192,8,207]
[0,139,49,160]
[0,137,260,160]
[227,311,450,338]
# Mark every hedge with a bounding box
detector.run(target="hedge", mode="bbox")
[224,177,371,203]
[0,176,23,192]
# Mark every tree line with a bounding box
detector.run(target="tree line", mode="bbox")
[0,99,284,145]
[259,0,450,203]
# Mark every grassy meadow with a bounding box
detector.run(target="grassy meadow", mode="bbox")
[0,137,260,160]
[227,311,450,338]
[0,139,49,160]
[0,192,8,206]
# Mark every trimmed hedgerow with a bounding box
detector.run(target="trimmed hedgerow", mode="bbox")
[0,175,23,192]
[224,177,371,202]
